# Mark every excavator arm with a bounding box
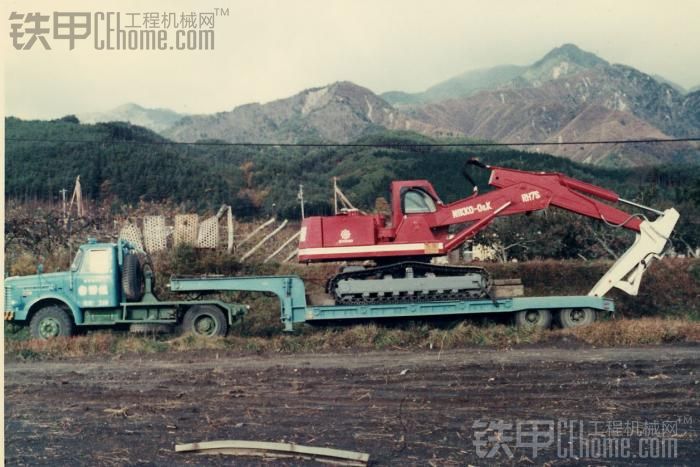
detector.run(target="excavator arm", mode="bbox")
[431,161,679,297]
[428,162,643,249]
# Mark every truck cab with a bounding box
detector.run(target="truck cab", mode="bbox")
[69,240,122,308]
[5,239,242,339]
[5,239,124,325]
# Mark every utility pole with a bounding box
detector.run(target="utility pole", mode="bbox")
[59,188,68,218]
[68,175,83,218]
[333,177,338,215]
[297,184,305,219]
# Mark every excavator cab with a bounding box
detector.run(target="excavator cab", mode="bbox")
[389,180,442,229]
[401,188,437,214]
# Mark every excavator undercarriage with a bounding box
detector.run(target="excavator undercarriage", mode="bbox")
[327,262,491,305]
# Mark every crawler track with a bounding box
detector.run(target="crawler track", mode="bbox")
[327,261,492,305]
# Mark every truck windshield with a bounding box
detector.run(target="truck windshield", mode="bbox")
[71,250,83,271]
[81,249,112,274]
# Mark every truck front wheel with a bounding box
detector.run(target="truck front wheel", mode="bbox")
[30,306,74,339]
[182,305,228,337]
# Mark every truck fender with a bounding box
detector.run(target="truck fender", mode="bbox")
[24,294,83,325]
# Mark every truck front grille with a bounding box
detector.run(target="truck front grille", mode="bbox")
[4,287,11,312]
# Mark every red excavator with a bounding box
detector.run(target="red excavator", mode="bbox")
[298,160,679,304]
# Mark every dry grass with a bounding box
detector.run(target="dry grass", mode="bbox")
[8,318,698,361]
[558,317,700,346]
[6,332,118,359]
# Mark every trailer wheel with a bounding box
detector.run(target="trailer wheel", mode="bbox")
[182,305,228,337]
[515,309,552,330]
[30,306,74,339]
[558,308,596,328]
[122,254,144,302]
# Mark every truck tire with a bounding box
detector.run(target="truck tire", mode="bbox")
[558,308,596,328]
[30,306,74,339]
[122,254,144,302]
[514,309,552,330]
[182,305,228,337]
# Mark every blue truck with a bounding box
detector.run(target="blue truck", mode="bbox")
[4,238,617,339]
[4,239,245,339]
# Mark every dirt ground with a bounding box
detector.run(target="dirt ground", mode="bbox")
[5,345,700,466]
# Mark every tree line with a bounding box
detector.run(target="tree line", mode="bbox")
[5,116,700,258]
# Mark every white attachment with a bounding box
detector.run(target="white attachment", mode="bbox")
[589,208,679,297]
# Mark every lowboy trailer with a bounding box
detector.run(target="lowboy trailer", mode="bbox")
[5,239,613,338]
[169,275,614,332]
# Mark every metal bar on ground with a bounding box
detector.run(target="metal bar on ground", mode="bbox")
[238,217,276,247]
[214,204,228,219]
[283,248,298,263]
[241,220,289,261]
[264,231,300,263]
[227,207,234,253]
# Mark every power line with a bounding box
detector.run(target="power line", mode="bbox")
[5,136,700,148]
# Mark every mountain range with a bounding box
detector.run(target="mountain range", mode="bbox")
[163,81,449,143]
[390,44,700,165]
[72,44,700,167]
[78,103,187,133]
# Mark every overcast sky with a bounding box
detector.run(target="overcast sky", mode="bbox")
[4,0,700,119]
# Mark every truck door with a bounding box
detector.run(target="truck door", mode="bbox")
[73,247,119,308]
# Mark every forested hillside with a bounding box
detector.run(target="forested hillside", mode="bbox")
[5,116,700,253]
[6,116,698,207]
[5,116,244,212]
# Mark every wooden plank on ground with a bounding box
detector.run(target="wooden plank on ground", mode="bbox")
[175,440,369,466]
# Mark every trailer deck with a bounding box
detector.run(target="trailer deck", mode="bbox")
[169,275,614,331]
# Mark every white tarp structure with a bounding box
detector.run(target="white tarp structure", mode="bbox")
[197,215,220,249]
[143,216,168,252]
[117,205,240,253]
[118,222,144,251]
[174,214,199,246]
